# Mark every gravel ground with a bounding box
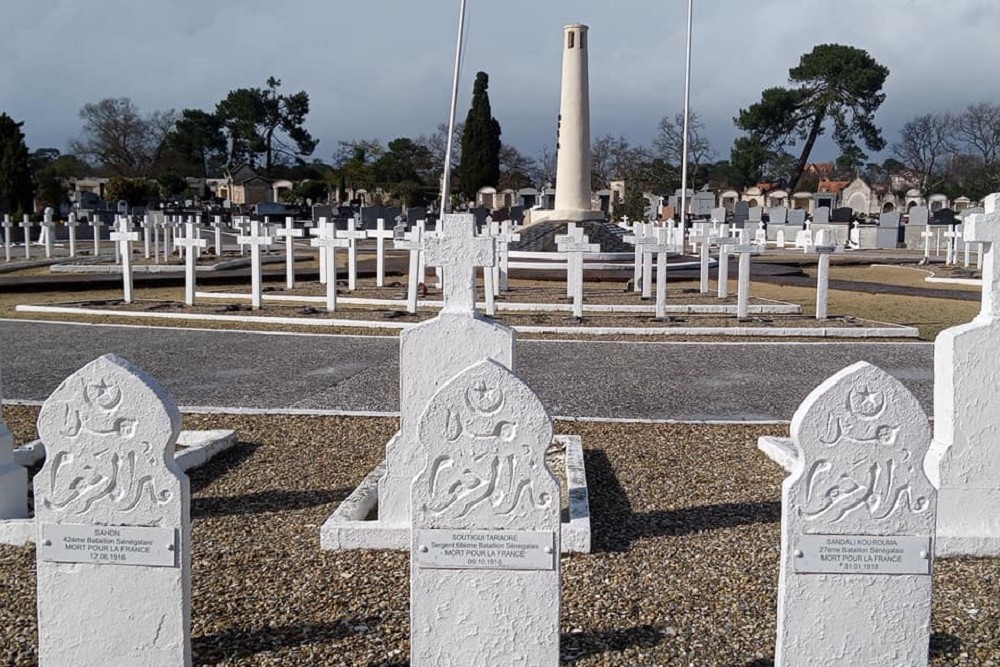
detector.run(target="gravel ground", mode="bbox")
[1,406,997,666]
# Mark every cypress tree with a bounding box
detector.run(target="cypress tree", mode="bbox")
[0,114,35,216]
[458,72,501,200]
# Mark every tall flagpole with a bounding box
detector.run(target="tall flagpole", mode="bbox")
[679,0,693,229]
[440,0,468,215]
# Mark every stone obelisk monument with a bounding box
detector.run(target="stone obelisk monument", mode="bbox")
[537,24,603,223]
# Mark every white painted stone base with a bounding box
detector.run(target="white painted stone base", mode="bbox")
[0,429,237,547]
[935,489,1000,557]
[321,435,592,553]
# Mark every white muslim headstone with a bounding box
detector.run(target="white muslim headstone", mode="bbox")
[379,214,511,531]
[410,360,559,666]
[927,193,1000,556]
[35,354,191,666]
[769,362,935,667]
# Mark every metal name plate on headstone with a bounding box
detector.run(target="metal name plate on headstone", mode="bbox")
[414,529,555,571]
[793,535,931,575]
[40,523,178,568]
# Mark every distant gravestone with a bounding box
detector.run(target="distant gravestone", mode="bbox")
[509,205,526,225]
[932,208,958,225]
[732,201,750,228]
[928,193,1000,556]
[35,354,191,666]
[748,206,763,223]
[710,206,727,223]
[769,206,788,224]
[879,211,901,228]
[470,206,490,228]
[813,207,830,225]
[788,209,807,227]
[831,207,854,223]
[764,362,935,667]
[909,206,930,226]
[410,360,560,666]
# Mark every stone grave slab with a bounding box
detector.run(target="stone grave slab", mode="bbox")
[761,361,935,667]
[927,193,1000,556]
[34,354,191,666]
[410,359,560,666]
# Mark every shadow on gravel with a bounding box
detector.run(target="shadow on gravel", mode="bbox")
[192,488,352,518]
[192,619,377,664]
[744,659,774,666]
[930,632,962,658]
[585,450,780,553]
[560,624,663,663]
[187,442,261,493]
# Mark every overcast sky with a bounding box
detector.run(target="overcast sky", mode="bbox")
[3,0,999,166]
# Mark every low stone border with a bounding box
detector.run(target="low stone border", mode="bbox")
[48,254,308,274]
[13,303,920,338]
[319,434,591,553]
[194,290,803,316]
[0,429,237,547]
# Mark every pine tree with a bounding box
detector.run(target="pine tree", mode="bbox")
[458,72,501,200]
[0,114,35,216]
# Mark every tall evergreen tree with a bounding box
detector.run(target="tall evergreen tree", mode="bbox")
[458,72,501,200]
[0,114,35,216]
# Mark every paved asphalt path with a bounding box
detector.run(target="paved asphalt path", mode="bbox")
[0,319,934,421]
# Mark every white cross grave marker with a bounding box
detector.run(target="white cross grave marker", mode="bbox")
[89,216,104,257]
[40,210,55,259]
[174,222,208,306]
[275,216,304,290]
[732,241,762,320]
[367,217,394,287]
[497,219,521,292]
[310,225,349,312]
[1,215,13,262]
[336,220,368,292]
[624,222,647,294]
[690,223,714,293]
[394,227,425,314]
[140,215,153,259]
[110,217,140,303]
[812,243,836,320]
[314,217,329,284]
[944,225,961,266]
[237,220,274,310]
[641,227,674,320]
[557,226,600,319]
[210,216,225,256]
[716,228,738,299]
[19,215,33,259]
[921,228,935,259]
[424,214,496,314]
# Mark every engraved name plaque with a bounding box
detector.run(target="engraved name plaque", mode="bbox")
[40,523,178,568]
[415,529,555,571]
[794,534,932,575]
